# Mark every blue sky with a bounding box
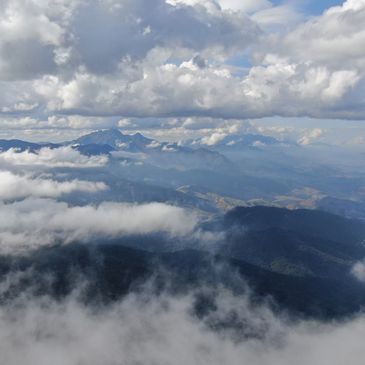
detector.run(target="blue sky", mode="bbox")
[273,0,345,14]
[301,0,344,14]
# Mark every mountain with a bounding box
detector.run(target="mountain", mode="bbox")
[221,227,363,278]
[317,196,365,221]
[0,130,233,172]
[73,128,153,152]
[217,206,365,284]
[2,238,365,319]
[72,129,233,171]
[59,168,217,213]
[0,139,59,152]
[224,206,365,245]
[72,143,116,156]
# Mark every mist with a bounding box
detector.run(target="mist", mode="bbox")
[0,278,364,365]
[0,199,198,252]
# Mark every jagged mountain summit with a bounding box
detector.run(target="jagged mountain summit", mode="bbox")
[0,129,234,172]
[71,128,233,170]
[73,128,153,152]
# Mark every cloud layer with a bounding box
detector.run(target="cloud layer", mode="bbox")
[0,0,364,130]
[0,146,108,168]
[0,171,107,200]
[0,283,365,365]
[0,198,198,252]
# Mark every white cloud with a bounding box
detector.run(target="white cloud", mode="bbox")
[0,171,107,200]
[219,0,272,13]
[200,123,239,145]
[252,4,304,29]
[260,0,365,69]
[0,0,76,80]
[352,260,365,283]
[30,48,362,121]
[0,0,259,81]
[0,0,262,123]
[0,284,365,365]
[201,132,228,146]
[0,0,364,130]
[0,146,108,168]
[298,128,325,146]
[0,199,198,252]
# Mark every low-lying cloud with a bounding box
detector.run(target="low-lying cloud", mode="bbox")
[351,260,365,283]
[0,171,107,200]
[0,198,198,252]
[0,281,365,365]
[0,146,108,168]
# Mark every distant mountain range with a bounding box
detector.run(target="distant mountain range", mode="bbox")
[0,129,363,219]
[0,129,233,172]
[72,128,153,153]
[0,128,283,157]
[72,128,233,171]
[0,139,60,152]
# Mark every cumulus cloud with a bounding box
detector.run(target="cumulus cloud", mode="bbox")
[218,0,272,13]
[0,0,261,123]
[0,0,363,126]
[241,57,361,119]
[199,123,239,145]
[298,128,325,146]
[0,0,258,80]
[0,146,108,168]
[0,171,107,200]
[0,282,365,365]
[0,0,72,80]
[259,0,365,69]
[31,48,362,120]
[252,4,304,29]
[0,199,198,252]
[250,0,365,119]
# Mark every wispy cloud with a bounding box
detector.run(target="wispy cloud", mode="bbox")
[0,147,108,168]
[0,171,107,200]
[0,0,363,135]
[0,199,198,252]
[0,277,364,365]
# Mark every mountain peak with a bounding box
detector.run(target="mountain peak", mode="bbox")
[74,128,128,147]
[132,132,152,143]
[73,129,155,152]
[95,128,124,137]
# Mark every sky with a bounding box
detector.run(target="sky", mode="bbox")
[0,0,364,145]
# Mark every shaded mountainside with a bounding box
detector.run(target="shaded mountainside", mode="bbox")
[222,227,361,278]
[1,242,365,320]
[224,206,365,245]
[317,196,365,221]
[220,206,365,280]
[1,206,365,320]
[0,139,60,152]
